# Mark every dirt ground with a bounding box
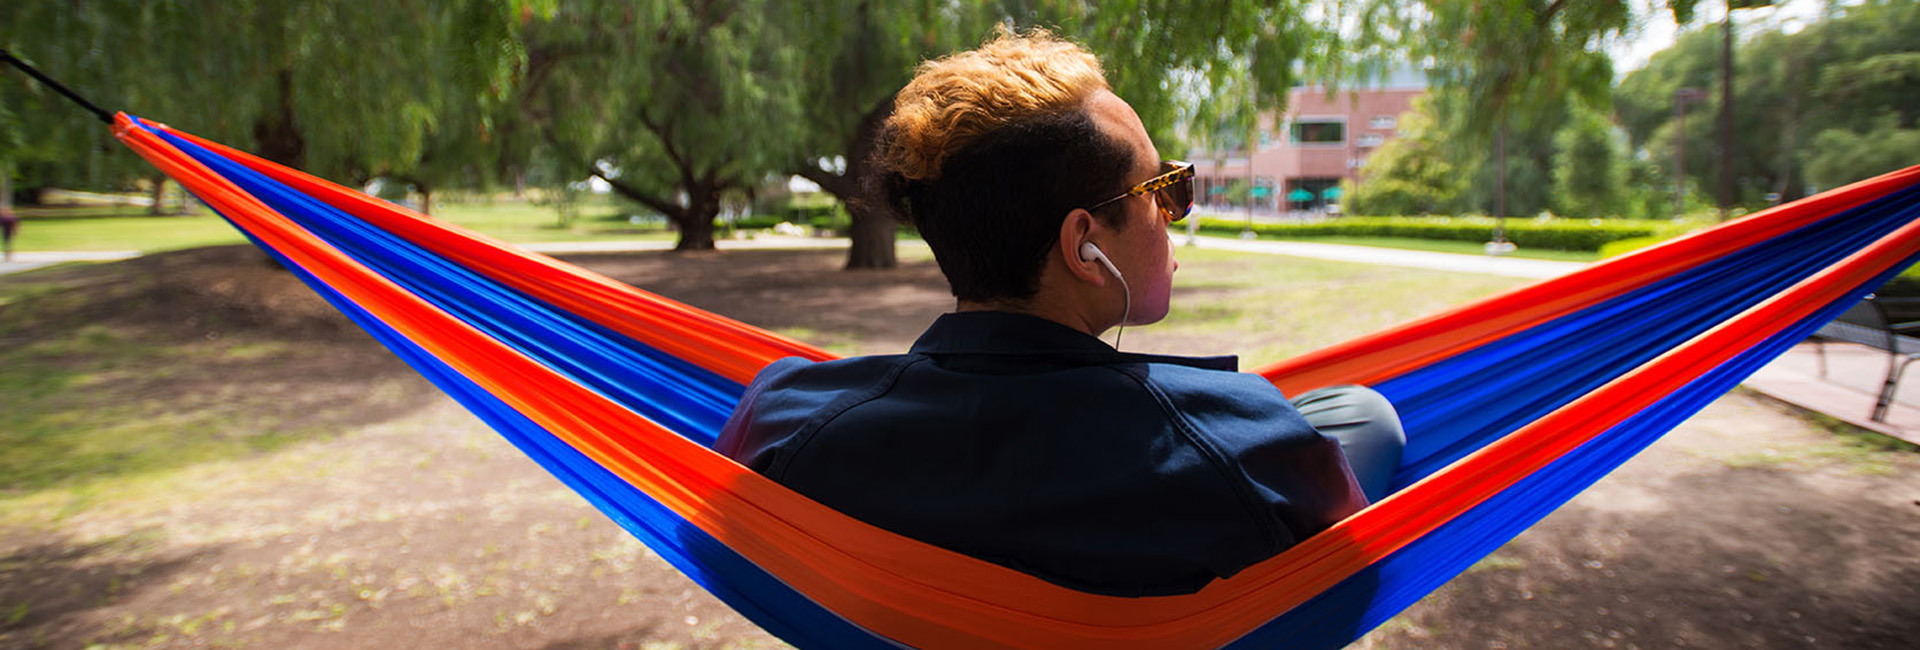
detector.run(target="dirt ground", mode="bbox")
[1,245,1916,650]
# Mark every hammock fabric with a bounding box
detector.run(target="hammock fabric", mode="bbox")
[112,113,1920,649]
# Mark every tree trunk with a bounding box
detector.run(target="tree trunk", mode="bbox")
[147,176,170,216]
[837,96,897,269]
[846,207,897,268]
[1493,118,1509,244]
[676,217,717,251]
[253,69,306,169]
[251,69,304,270]
[418,185,434,217]
[673,182,721,252]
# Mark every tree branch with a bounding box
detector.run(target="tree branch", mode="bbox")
[795,167,853,197]
[1538,0,1572,27]
[592,169,683,219]
[637,108,699,192]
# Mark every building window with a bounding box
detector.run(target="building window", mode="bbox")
[1289,119,1345,145]
[1369,115,1397,129]
[1358,133,1385,147]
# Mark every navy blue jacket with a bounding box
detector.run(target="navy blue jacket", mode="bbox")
[714,311,1366,596]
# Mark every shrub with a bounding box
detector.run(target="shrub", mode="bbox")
[725,215,785,229]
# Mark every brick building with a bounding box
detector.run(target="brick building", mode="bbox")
[1191,68,1427,213]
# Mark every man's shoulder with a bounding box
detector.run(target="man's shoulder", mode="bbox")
[1123,360,1298,413]
[714,353,921,463]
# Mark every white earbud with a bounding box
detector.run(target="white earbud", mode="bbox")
[1079,241,1131,349]
[1079,241,1124,281]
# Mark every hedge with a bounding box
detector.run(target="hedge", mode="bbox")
[1194,216,1677,252]
[720,204,851,232]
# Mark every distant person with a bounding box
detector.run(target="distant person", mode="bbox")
[714,28,1405,597]
[0,205,19,262]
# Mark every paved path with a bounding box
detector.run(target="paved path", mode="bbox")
[6,236,1587,281]
[1745,342,1920,444]
[0,250,141,276]
[1183,235,1590,279]
[518,236,853,254]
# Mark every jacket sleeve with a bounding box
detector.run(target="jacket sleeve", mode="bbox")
[712,357,816,465]
[1150,366,1370,553]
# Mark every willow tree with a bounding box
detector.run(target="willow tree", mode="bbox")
[508,1,809,251]
[0,0,520,199]
[782,1,1334,269]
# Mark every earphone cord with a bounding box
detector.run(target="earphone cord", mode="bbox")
[1112,273,1131,350]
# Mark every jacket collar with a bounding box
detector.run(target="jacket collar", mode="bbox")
[910,311,1240,372]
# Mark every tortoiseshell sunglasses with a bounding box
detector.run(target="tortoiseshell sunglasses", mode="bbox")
[1086,160,1195,224]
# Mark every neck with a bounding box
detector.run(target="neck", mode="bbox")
[956,298,1109,338]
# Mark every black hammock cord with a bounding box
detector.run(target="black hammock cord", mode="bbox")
[0,49,115,124]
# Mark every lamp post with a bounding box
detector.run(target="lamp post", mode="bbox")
[1673,87,1706,216]
[1242,129,1256,240]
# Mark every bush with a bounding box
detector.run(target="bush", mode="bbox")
[1195,216,1678,252]
[731,198,852,234]
[725,215,785,229]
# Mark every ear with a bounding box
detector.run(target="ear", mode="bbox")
[1058,208,1109,287]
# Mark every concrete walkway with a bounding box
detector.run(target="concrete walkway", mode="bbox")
[0,250,142,276]
[1184,235,1590,279]
[1744,342,1920,444]
[518,236,853,254]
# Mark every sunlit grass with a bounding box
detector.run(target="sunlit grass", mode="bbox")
[0,324,326,494]
[1128,245,1534,366]
[7,199,682,252]
[10,214,249,252]
[431,201,681,243]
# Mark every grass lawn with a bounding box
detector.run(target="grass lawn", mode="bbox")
[8,201,681,252]
[1143,246,1533,365]
[11,214,250,252]
[0,244,1531,507]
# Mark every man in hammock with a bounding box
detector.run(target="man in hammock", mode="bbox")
[715,28,1404,597]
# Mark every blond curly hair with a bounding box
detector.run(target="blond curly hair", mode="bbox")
[875,27,1110,182]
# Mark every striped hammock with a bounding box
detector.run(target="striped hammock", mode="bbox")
[113,113,1920,650]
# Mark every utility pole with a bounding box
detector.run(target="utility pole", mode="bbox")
[1242,50,1258,240]
[1241,117,1257,239]
[1487,116,1514,255]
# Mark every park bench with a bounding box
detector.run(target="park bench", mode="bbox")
[1809,294,1920,421]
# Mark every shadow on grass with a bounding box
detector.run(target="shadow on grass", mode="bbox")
[0,533,217,647]
[0,246,441,493]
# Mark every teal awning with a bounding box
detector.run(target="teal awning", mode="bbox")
[1322,186,1344,200]
[1286,188,1315,202]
